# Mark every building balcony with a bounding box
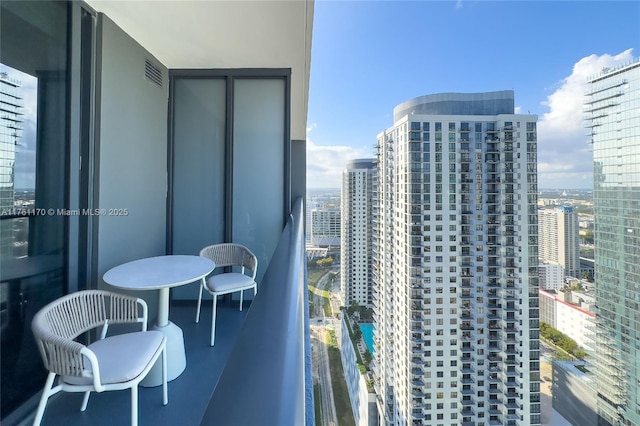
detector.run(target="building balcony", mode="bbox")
[461,355,474,362]
[461,398,475,406]
[461,387,475,396]
[461,407,475,416]
[460,323,474,331]
[411,411,424,420]
[9,200,310,426]
[487,310,500,320]
[461,312,474,320]
[501,345,519,356]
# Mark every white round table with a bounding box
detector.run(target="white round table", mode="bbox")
[103,255,215,386]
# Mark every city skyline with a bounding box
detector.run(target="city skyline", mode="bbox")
[307,1,640,190]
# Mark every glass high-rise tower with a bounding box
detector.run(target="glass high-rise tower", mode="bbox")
[587,58,640,426]
[373,91,540,426]
[0,72,23,259]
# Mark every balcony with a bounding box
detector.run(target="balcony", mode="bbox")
[0,2,313,424]
[12,200,310,425]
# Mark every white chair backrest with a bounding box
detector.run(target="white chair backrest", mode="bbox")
[200,244,257,277]
[32,290,141,377]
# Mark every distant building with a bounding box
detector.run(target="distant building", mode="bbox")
[341,158,375,307]
[555,295,595,352]
[579,257,594,281]
[310,208,340,247]
[539,290,556,327]
[538,290,595,352]
[539,262,564,291]
[305,200,318,242]
[538,206,580,278]
[578,219,594,229]
[552,361,598,426]
[587,58,640,426]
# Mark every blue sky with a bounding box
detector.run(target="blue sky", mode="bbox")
[306,0,640,189]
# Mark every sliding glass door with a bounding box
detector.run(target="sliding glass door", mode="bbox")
[169,71,290,299]
[0,1,69,417]
[170,78,226,301]
[0,1,94,419]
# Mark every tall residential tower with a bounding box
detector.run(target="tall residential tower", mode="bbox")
[538,206,580,278]
[586,58,640,426]
[373,91,540,426]
[341,158,375,307]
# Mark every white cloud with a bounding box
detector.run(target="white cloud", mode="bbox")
[306,122,317,133]
[306,139,369,188]
[537,49,634,189]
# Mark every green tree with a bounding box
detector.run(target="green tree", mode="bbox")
[540,321,586,359]
[316,256,334,268]
[582,230,594,245]
[352,325,362,340]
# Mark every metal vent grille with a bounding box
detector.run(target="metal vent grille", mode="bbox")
[144,58,162,87]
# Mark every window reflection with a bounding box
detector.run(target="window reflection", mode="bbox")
[0,1,69,417]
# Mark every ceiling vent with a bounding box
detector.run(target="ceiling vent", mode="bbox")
[144,58,162,87]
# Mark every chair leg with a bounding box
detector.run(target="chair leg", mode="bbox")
[239,289,244,311]
[131,385,138,426]
[210,295,217,346]
[196,281,204,323]
[162,343,168,405]
[80,391,91,411]
[33,372,56,426]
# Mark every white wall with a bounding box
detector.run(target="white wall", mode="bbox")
[556,301,595,352]
[340,318,377,426]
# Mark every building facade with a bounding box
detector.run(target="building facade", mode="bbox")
[587,59,640,426]
[310,208,341,248]
[539,262,564,291]
[552,361,598,426]
[0,72,22,259]
[372,91,540,426]
[341,158,375,307]
[538,206,580,278]
[341,318,379,426]
[539,289,595,353]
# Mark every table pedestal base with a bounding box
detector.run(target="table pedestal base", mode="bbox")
[140,321,186,387]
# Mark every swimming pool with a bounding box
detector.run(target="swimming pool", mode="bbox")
[359,323,375,357]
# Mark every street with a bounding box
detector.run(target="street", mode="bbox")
[310,269,339,426]
[312,326,337,426]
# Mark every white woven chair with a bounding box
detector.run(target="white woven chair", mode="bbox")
[196,243,258,346]
[31,290,167,426]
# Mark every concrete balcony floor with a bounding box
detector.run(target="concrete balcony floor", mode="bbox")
[37,301,248,426]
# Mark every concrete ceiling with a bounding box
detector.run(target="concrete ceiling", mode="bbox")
[85,0,314,140]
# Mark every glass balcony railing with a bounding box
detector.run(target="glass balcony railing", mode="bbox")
[201,198,311,425]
